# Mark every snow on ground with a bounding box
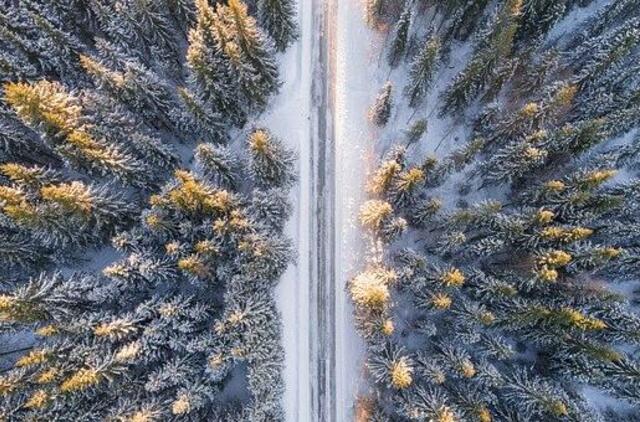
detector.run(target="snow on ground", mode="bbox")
[332,0,385,418]
[260,0,314,420]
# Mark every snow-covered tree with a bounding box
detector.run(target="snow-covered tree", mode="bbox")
[370,82,394,126]
[257,0,298,51]
[248,128,296,188]
[405,35,440,108]
[388,7,411,67]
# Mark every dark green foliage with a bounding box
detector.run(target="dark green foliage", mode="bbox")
[0,0,294,418]
[370,82,394,126]
[388,6,412,68]
[358,0,640,419]
[440,0,523,115]
[441,0,491,43]
[517,0,568,42]
[248,128,296,188]
[406,118,427,144]
[405,35,440,108]
[257,0,298,51]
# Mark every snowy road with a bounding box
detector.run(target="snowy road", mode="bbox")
[269,0,378,420]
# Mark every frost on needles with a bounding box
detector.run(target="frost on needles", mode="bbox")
[0,0,298,419]
[355,0,640,420]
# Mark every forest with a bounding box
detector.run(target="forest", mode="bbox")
[0,0,298,420]
[353,0,640,420]
[1,0,640,420]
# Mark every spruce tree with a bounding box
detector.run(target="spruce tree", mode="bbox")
[440,0,523,115]
[406,119,427,144]
[441,0,491,43]
[387,7,411,68]
[187,0,246,126]
[257,0,298,51]
[370,82,393,127]
[405,35,441,108]
[3,81,150,185]
[248,128,295,188]
[220,0,280,108]
[195,142,240,188]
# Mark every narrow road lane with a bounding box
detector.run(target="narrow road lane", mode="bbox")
[268,0,314,419]
[274,0,376,420]
[312,0,334,419]
[333,0,382,420]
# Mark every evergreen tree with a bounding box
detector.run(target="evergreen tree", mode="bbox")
[195,143,240,188]
[517,0,568,42]
[405,35,441,108]
[90,0,182,74]
[388,6,411,68]
[79,50,185,133]
[248,128,296,188]
[481,132,548,185]
[257,0,298,51]
[353,5,640,413]
[177,87,227,143]
[4,80,150,186]
[187,0,246,126]
[0,0,297,417]
[441,0,523,115]
[442,0,491,43]
[370,82,393,127]
[406,119,427,144]
[219,0,280,108]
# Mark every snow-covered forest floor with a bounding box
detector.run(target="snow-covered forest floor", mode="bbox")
[332,0,382,419]
[3,0,640,419]
[345,0,640,419]
[261,0,313,418]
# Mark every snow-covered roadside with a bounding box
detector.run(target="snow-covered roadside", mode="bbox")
[332,0,385,419]
[260,0,313,420]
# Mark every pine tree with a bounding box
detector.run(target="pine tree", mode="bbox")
[219,0,280,108]
[187,0,245,126]
[370,82,393,126]
[195,143,240,188]
[79,51,184,132]
[0,3,84,82]
[387,7,411,68]
[405,36,441,108]
[389,166,424,207]
[441,0,491,43]
[257,0,298,51]
[406,119,427,144]
[517,0,568,42]
[573,17,640,88]
[350,267,395,310]
[502,370,570,419]
[177,87,227,143]
[248,128,296,188]
[248,188,292,233]
[91,0,181,73]
[368,346,414,390]
[519,49,560,96]
[441,0,523,115]
[0,0,296,418]
[3,81,150,185]
[0,176,135,248]
[360,199,394,233]
[482,132,548,185]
